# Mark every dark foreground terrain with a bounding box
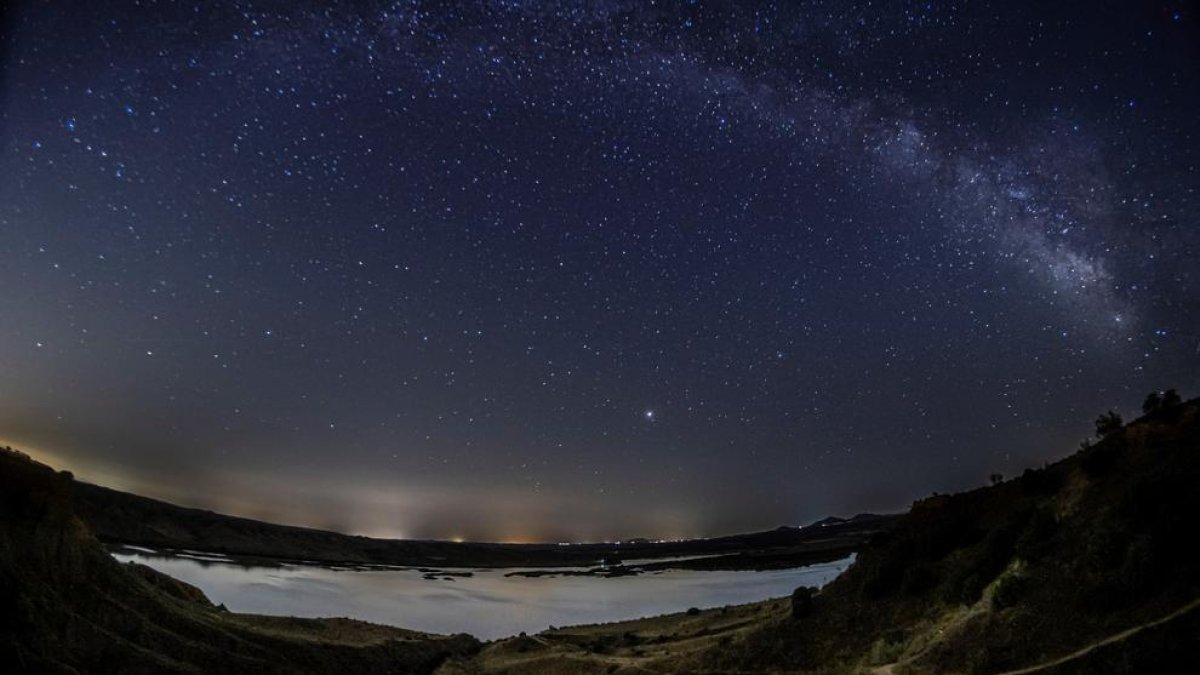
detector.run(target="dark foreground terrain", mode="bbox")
[433,398,1200,674]
[3,397,1198,673]
[0,447,481,674]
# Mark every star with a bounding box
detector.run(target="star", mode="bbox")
[1,0,1195,542]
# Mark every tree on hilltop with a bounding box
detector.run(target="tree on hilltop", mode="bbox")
[1095,410,1123,437]
[1142,392,1163,415]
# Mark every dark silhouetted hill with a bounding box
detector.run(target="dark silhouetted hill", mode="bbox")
[0,447,480,674]
[688,397,1200,674]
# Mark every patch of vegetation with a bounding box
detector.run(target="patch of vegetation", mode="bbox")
[1095,410,1124,437]
[696,393,1200,675]
[790,586,815,619]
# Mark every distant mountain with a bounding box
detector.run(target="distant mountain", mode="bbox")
[806,513,890,528]
[67,478,894,569]
[808,516,846,527]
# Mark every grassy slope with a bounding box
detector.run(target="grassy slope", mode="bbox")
[446,400,1200,674]
[435,599,794,675]
[692,398,1200,674]
[0,449,480,675]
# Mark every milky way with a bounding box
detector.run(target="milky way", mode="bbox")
[1,1,1197,541]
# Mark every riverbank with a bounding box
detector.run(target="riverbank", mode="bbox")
[110,543,853,640]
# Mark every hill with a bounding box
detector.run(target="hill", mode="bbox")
[3,396,1197,673]
[436,396,1200,674]
[0,447,480,674]
[695,397,1200,673]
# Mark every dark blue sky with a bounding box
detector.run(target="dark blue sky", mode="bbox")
[1,1,1197,541]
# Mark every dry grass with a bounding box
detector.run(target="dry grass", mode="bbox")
[220,613,441,646]
[436,598,789,674]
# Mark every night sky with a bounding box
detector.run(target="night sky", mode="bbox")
[1,1,1197,542]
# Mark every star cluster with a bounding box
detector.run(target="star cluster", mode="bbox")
[1,1,1197,541]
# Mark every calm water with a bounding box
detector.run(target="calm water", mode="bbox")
[113,548,853,640]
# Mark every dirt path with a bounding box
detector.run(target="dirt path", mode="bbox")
[993,596,1200,675]
[869,596,1200,675]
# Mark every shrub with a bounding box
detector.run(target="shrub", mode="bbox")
[992,573,1027,609]
[790,586,816,619]
[1162,388,1182,408]
[952,509,1029,605]
[867,636,906,665]
[955,572,990,606]
[1142,392,1163,415]
[1095,410,1123,437]
[1014,509,1058,561]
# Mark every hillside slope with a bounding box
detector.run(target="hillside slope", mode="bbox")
[690,398,1200,674]
[0,448,480,674]
[433,398,1200,674]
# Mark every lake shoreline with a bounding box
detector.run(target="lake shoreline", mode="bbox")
[107,540,855,577]
[110,545,855,640]
[73,478,896,570]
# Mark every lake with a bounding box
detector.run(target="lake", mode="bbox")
[112,548,854,640]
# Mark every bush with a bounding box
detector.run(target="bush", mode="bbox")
[951,509,1029,605]
[867,636,906,665]
[1142,392,1163,415]
[1014,509,1058,561]
[1095,410,1123,437]
[1159,389,1184,420]
[1117,534,1158,594]
[955,572,990,606]
[1019,467,1064,496]
[992,573,1027,609]
[790,587,816,619]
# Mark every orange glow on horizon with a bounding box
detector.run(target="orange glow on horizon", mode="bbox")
[0,437,140,494]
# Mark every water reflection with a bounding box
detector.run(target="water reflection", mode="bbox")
[113,548,853,640]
